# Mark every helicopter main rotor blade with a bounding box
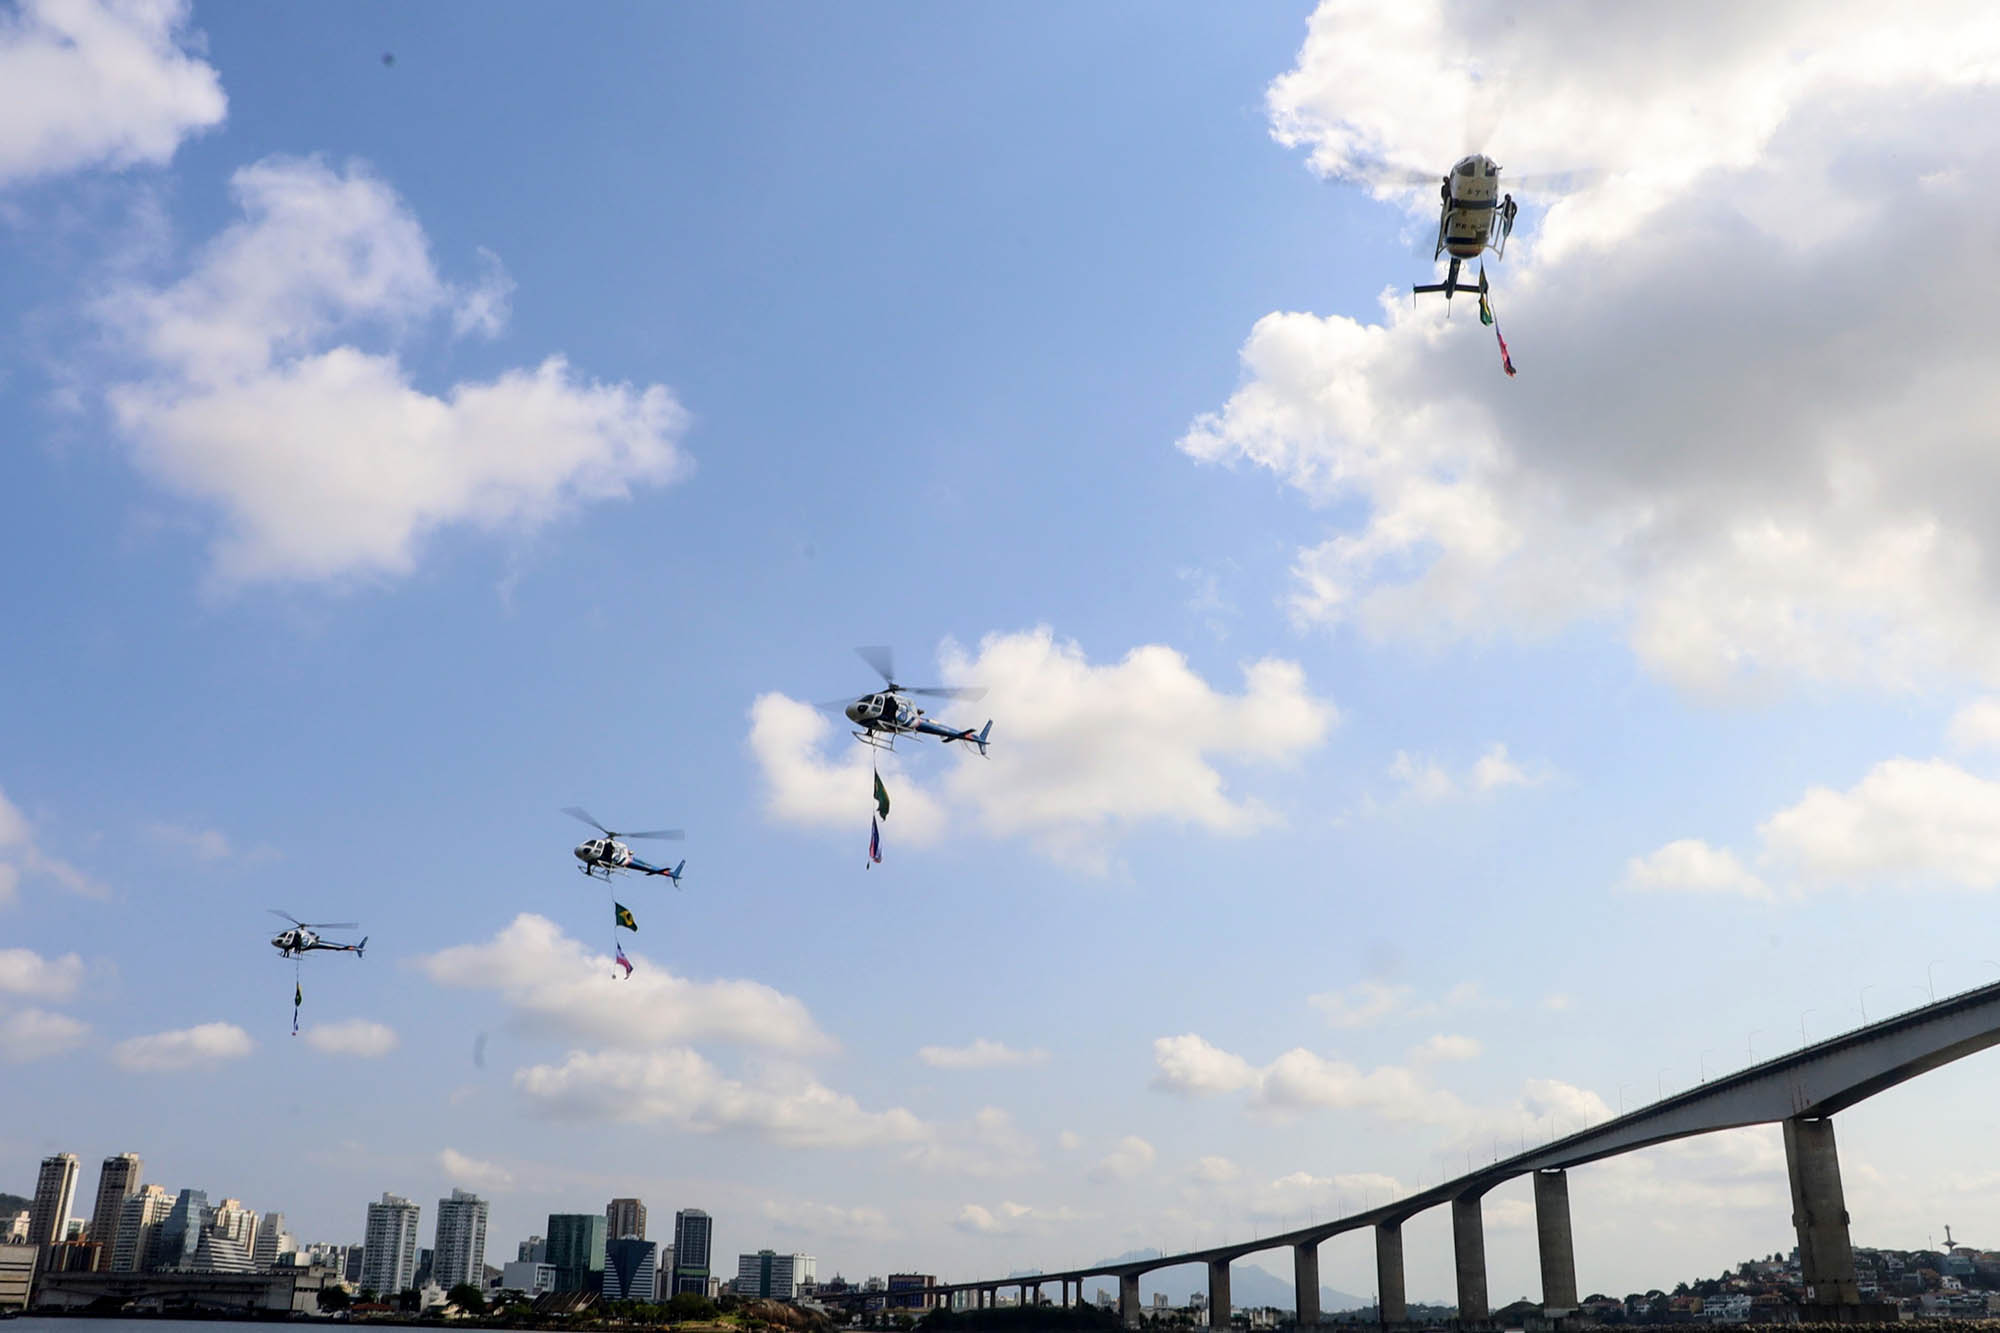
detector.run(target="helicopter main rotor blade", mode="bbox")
[1504,167,1606,192]
[904,685,987,701]
[856,645,897,686]
[268,909,305,926]
[813,696,860,713]
[621,829,684,842]
[561,806,611,835]
[299,922,360,930]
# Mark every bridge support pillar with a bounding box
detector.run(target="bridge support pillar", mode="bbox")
[983,1286,995,1309]
[1375,1222,1406,1325]
[1452,1194,1489,1323]
[1785,1116,1860,1305]
[1120,1273,1141,1328]
[1208,1258,1231,1330]
[1534,1168,1578,1313]
[1295,1241,1321,1326]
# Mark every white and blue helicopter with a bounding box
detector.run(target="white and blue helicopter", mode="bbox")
[268,910,366,958]
[563,807,687,884]
[832,646,991,754]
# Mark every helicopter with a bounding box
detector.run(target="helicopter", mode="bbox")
[1412,153,1518,303]
[830,646,992,753]
[268,911,367,958]
[562,807,686,883]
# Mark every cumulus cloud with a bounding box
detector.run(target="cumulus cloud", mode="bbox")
[1759,758,2000,889]
[1409,1033,1481,1063]
[1637,757,2000,897]
[513,1048,928,1150]
[763,1199,894,1239]
[902,1107,1040,1179]
[438,1148,513,1192]
[1150,1033,1260,1095]
[98,155,691,588]
[0,787,105,906]
[917,1038,1050,1070]
[1090,1135,1156,1183]
[953,1200,1087,1236]
[0,947,84,998]
[1152,1032,1464,1124]
[1307,978,1478,1028]
[1947,698,2000,751]
[1191,1155,1241,1185]
[303,1019,399,1058]
[1624,838,1771,898]
[0,1007,90,1060]
[145,821,233,861]
[111,1021,252,1071]
[1186,2,2000,696]
[1246,1170,1409,1222]
[0,0,224,187]
[752,628,1335,870]
[418,913,826,1053]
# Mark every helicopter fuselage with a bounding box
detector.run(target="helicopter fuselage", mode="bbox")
[574,837,684,883]
[271,928,364,957]
[845,692,992,753]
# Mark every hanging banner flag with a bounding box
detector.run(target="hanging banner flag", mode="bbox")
[873,769,891,819]
[868,815,882,866]
[1495,325,1518,377]
[1478,264,1494,326]
[614,942,633,979]
[292,980,302,1036]
[614,901,637,931]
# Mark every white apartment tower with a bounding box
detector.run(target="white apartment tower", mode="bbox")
[252,1212,296,1271]
[362,1193,421,1295]
[431,1189,488,1292]
[112,1185,172,1273]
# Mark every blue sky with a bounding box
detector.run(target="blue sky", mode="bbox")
[7,0,2000,1308]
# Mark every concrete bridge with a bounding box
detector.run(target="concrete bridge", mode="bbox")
[924,978,2000,1328]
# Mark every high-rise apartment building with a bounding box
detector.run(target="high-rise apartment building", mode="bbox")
[209,1199,258,1252]
[735,1250,813,1300]
[603,1238,657,1301]
[85,1154,141,1270]
[670,1209,712,1296]
[252,1212,295,1271]
[361,1194,421,1295]
[156,1189,208,1272]
[111,1185,171,1273]
[27,1153,79,1264]
[517,1236,546,1263]
[545,1214,606,1295]
[432,1190,488,1293]
[606,1197,646,1240]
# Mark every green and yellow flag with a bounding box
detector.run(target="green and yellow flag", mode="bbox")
[873,770,891,819]
[614,902,637,931]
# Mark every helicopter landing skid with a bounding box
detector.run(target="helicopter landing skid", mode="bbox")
[853,728,897,751]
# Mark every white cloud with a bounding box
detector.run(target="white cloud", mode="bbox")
[1247,1170,1409,1222]
[902,1106,1040,1179]
[0,947,84,998]
[1057,1130,1082,1151]
[1624,838,1771,899]
[1090,1135,1156,1183]
[1759,758,2000,889]
[0,1007,90,1061]
[145,821,231,861]
[752,628,1336,871]
[1191,1155,1241,1185]
[0,787,106,906]
[1386,751,1454,802]
[917,1038,1050,1070]
[1307,978,1478,1028]
[1471,743,1535,792]
[1386,743,1542,802]
[0,0,224,187]
[110,1021,252,1071]
[438,1148,513,1192]
[99,155,691,588]
[1409,1033,1481,1063]
[303,1019,399,1058]
[1947,698,2000,751]
[761,1200,894,1239]
[952,1200,1087,1237]
[512,1048,928,1150]
[1185,3,2000,696]
[418,913,827,1053]
[1150,1033,1260,1095]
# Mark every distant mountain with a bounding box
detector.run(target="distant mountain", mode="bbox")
[0,1192,28,1216]
[1090,1250,1368,1314]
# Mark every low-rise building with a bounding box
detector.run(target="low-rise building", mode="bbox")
[0,1244,36,1310]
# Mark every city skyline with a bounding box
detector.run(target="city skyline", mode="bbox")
[6,0,2000,1310]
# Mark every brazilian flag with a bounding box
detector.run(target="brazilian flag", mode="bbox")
[614,902,637,932]
[873,770,891,819]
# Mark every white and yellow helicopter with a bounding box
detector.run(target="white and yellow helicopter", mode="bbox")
[1413,153,1518,304]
